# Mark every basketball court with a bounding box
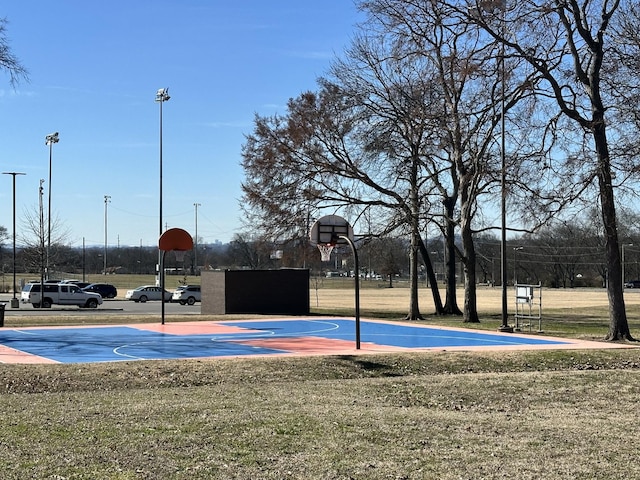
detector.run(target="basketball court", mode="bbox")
[0,318,628,364]
[0,217,631,364]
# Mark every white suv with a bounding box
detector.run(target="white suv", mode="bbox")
[21,282,103,309]
[171,285,201,305]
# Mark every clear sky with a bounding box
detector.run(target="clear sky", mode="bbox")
[0,1,362,248]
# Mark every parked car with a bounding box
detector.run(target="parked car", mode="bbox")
[83,283,118,299]
[624,280,640,288]
[21,282,103,309]
[171,285,201,305]
[125,285,172,303]
[63,280,92,289]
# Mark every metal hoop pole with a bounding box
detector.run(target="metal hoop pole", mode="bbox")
[339,235,360,350]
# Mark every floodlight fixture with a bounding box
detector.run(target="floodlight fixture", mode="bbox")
[155,88,170,102]
[45,132,59,145]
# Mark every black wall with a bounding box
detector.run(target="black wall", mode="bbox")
[202,269,310,315]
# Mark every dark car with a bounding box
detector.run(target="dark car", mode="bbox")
[624,280,640,288]
[64,280,92,289]
[82,283,118,299]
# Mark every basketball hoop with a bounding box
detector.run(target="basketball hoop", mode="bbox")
[175,250,186,262]
[309,215,353,263]
[317,243,335,262]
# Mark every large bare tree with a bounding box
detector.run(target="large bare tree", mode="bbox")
[242,76,442,320]
[359,0,560,322]
[453,0,636,340]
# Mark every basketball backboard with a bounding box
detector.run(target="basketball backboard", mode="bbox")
[309,214,354,246]
[159,228,193,252]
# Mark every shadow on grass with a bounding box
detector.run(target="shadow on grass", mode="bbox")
[336,355,405,377]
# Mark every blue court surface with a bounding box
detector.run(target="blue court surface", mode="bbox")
[0,318,581,364]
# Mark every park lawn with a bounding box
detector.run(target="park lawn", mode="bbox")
[1,351,640,479]
[2,282,640,478]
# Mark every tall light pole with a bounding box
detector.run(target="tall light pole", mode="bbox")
[155,88,170,285]
[473,1,511,332]
[498,11,512,331]
[38,179,45,307]
[104,195,111,275]
[45,132,59,280]
[194,202,200,275]
[3,172,26,307]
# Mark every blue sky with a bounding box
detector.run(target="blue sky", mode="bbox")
[0,1,362,248]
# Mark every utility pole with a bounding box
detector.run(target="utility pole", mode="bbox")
[194,202,200,275]
[104,195,111,275]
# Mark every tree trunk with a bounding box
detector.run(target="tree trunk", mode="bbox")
[443,198,462,315]
[593,123,633,341]
[460,206,480,323]
[418,238,445,314]
[406,229,424,320]
[405,152,424,321]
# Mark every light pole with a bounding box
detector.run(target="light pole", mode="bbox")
[476,1,510,332]
[194,202,200,275]
[3,172,26,307]
[104,195,111,275]
[45,132,59,280]
[498,13,512,331]
[155,88,170,285]
[622,243,633,287]
[38,179,45,307]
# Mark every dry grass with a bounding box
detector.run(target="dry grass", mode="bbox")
[2,281,640,478]
[312,284,640,340]
[1,351,640,479]
[313,283,640,314]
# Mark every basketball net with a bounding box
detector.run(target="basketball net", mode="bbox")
[317,244,335,262]
[174,250,186,262]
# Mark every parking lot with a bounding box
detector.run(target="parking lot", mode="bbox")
[0,294,200,317]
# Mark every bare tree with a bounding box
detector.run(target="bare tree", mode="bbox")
[452,0,636,340]
[20,199,71,281]
[365,236,409,287]
[227,234,279,270]
[0,18,28,86]
[359,0,562,322]
[242,78,439,319]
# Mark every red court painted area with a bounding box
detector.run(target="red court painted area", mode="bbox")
[0,344,57,364]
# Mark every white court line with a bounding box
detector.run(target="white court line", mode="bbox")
[8,329,41,336]
[113,342,154,360]
[362,332,553,346]
[211,320,342,342]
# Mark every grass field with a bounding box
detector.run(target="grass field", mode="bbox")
[2,277,640,479]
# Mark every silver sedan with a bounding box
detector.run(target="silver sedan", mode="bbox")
[124,285,172,303]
